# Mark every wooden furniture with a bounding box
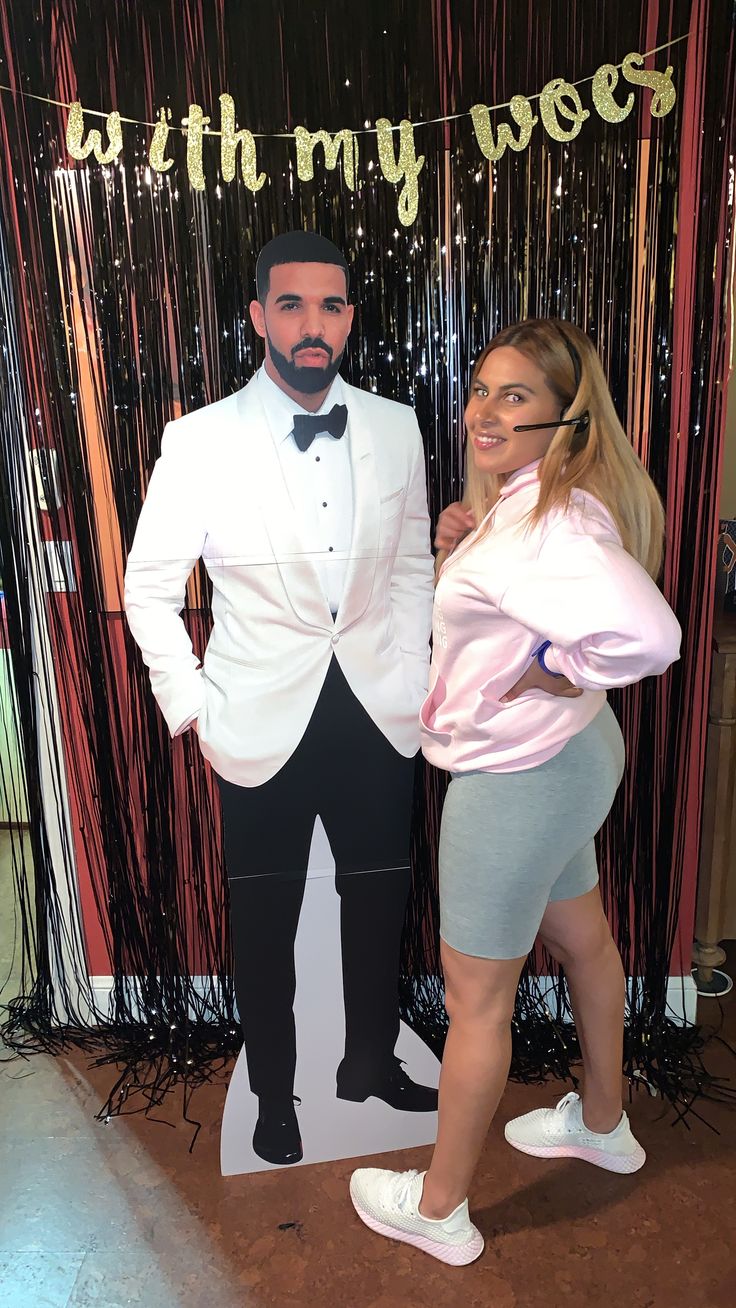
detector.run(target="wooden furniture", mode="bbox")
[692,611,736,992]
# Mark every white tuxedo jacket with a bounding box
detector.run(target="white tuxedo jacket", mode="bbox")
[124,375,434,786]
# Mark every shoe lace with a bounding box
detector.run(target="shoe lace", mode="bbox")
[390,1169,420,1214]
[555,1091,579,1114]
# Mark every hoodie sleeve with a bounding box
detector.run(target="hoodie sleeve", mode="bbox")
[496,509,681,690]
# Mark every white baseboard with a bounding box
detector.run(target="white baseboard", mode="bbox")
[88,973,698,1028]
[532,973,698,1028]
[89,974,230,1024]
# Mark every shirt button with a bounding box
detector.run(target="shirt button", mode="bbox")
[322,501,328,507]
[315,456,320,462]
[328,546,334,552]
[331,634,340,645]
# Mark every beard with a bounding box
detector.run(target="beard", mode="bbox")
[266,331,345,395]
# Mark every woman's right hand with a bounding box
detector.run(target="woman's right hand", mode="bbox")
[434,502,475,551]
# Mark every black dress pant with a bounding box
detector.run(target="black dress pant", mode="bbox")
[216,657,415,1100]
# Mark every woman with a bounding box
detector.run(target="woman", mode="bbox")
[348,319,681,1266]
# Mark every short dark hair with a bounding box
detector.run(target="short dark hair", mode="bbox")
[255,230,350,303]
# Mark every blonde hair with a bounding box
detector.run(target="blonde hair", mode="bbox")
[444,319,665,579]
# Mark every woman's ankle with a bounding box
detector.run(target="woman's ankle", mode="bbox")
[581,1096,623,1134]
[418,1172,465,1221]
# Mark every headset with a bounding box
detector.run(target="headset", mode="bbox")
[512,325,590,437]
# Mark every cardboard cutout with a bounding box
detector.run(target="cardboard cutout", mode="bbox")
[124,234,437,1172]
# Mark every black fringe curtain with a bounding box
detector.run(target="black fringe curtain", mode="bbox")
[0,0,735,1130]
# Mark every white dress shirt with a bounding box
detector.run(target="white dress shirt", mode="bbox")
[257,364,354,616]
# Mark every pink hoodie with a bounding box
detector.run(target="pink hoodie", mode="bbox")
[420,462,681,774]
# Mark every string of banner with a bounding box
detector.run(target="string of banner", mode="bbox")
[2,37,685,225]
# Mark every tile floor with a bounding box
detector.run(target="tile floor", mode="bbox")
[1,832,735,1308]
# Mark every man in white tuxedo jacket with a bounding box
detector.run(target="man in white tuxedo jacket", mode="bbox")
[124,231,436,1165]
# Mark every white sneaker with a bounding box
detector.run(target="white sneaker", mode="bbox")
[504,1091,646,1174]
[349,1168,484,1266]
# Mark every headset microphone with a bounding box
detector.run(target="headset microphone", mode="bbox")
[513,414,590,434]
[513,327,590,437]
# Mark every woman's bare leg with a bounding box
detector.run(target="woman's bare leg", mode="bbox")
[538,887,626,1134]
[420,939,526,1218]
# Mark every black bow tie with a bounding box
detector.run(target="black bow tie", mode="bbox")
[292,403,348,452]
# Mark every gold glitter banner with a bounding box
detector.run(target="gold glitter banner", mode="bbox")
[4,40,683,226]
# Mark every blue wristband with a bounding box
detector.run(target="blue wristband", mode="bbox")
[534,640,565,678]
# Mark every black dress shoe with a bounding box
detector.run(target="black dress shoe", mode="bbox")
[252,1096,303,1165]
[336,1058,438,1112]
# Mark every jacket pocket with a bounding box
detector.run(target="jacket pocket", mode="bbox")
[380,487,406,517]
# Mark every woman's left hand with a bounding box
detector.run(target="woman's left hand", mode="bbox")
[501,661,583,703]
